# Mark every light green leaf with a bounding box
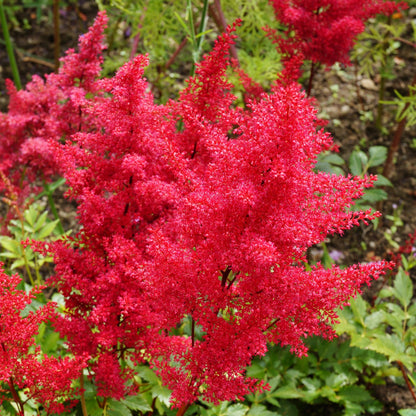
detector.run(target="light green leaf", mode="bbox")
[374,174,392,187]
[36,219,59,240]
[398,409,416,416]
[33,211,48,232]
[85,399,103,416]
[368,146,387,167]
[226,403,249,416]
[152,384,171,406]
[247,404,276,416]
[273,385,304,399]
[368,334,414,370]
[338,385,374,402]
[0,237,21,254]
[122,395,152,412]
[362,188,388,203]
[392,268,413,308]
[107,400,132,416]
[349,151,368,176]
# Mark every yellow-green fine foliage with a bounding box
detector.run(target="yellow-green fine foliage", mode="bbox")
[96,0,282,101]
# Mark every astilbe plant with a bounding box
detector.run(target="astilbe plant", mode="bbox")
[0,12,108,227]
[0,263,86,415]
[267,0,407,93]
[32,15,394,411]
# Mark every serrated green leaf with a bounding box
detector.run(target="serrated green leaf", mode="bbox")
[122,395,152,412]
[368,334,414,370]
[325,373,349,389]
[136,365,160,383]
[107,400,132,416]
[152,384,171,406]
[364,310,385,329]
[368,146,387,167]
[338,385,374,402]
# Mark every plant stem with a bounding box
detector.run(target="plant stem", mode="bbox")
[375,17,392,130]
[8,376,25,416]
[80,373,89,416]
[176,403,190,416]
[0,0,22,89]
[382,71,416,179]
[397,360,416,403]
[210,0,239,63]
[53,0,61,72]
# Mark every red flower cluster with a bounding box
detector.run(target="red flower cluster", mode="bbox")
[0,12,107,226]
[0,263,86,414]
[268,0,407,67]
[39,16,392,407]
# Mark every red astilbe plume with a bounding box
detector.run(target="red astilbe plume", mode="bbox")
[267,0,407,76]
[0,11,107,226]
[0,263,86,414]
[49,19,392,408]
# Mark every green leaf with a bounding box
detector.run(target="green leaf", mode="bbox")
[368,334,414,370]
[36,219,59,240]
[122,395,152,412]
[368,146,387,167]
[136,365,160,383]
[33,210,48,232]
[0,237,21,255]
[107,400,132,416]
[152,384,171,406]
[226,403,249,416]
[361,188,388,203]
[374,174,392,187]
[323,153,345,165]
[273,385,304,399]
[247,404,276,416]
[338,385,374,402]
[398,410,416,416]
[41,331,60,354]
[85,398,103,416]
[349,296,367,327]
[349,151,368,176]
[392,268,413,308]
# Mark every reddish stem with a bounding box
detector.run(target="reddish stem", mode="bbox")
[8,376,24,416]
[53,0,60,72]
[209,0,239,64]
[383,72,416,179]
[397,360,416,403]
[176,403,191,416]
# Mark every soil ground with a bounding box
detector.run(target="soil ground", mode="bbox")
[1,3,416,415]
